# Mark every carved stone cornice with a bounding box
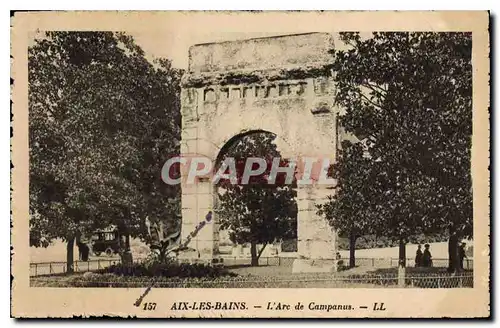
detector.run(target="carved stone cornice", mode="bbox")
[181,63,334,88]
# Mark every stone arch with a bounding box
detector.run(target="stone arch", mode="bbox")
[179,33,339,270]
[211,129,298,257]
[214,129,293,166]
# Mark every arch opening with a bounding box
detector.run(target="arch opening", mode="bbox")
[213,130,298,265]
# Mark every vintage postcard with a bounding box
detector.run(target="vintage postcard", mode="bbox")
[11,11,490,318]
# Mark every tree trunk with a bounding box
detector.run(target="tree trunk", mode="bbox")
[349,233,357,268]
[398,239,406,287]
[66,237,75,274]
[120,252,133,266]
[448,228,459,273]
[158,244,167,263]
[250,242,258,266]
[120,235,133,266]
[117,227,133,265]
[125,234,131,250]
[257,243,267,260]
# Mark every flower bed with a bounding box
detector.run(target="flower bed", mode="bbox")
[95,260,236,278]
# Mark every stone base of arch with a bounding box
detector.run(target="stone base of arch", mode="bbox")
[293,184,338,273]
[177,180,221,262]
[178,32,340,271]
[178,181,338,272]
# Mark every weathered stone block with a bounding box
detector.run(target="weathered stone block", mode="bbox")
[188,33,335,75]
[180,33,339,261]
[297,239,336,260]
[297,220,334,242]
[181,193,213,211]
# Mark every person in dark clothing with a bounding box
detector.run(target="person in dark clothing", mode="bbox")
[458,242,467,270]
[415,245,423,267]
[82,244,89,261]
[422,244,433,267]
[77,242,89,261]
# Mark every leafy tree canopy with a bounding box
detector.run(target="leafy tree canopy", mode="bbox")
[215,132,297,264]
[325,32,472,244]
[29,31,182,249]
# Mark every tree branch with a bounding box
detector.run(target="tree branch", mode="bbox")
[359,92,384,111]
[256,243,268,260]
[365,81,388,95]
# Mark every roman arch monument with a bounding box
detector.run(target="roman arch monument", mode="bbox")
[179,33,340,271]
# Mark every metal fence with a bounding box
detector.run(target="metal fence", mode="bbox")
[222,256,296,267]
[221,256,473,269]
[30,259,120,277]
[338,257,473,270]
[31,272,473,288]
[30,256,473,277]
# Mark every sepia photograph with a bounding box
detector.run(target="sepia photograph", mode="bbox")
[10,11,490,318]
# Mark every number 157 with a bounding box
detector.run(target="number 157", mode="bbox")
[143,302,157,310]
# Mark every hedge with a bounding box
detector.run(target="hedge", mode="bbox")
[96,261,236,278]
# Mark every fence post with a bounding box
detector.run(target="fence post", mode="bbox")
[49,263,52,274]
[397,266,406,287]
[35,264,37,277]
[372,258,375,267]
[278,257,281,266]
[87,261,90,272]
[98,259,101,270]
[267,257,269,266]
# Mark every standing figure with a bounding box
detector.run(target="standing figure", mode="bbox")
[422,244,433,267]
[415,245,423,267]
[458,242,467,270]
[81,244,89,261]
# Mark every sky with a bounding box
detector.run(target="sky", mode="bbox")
[26,12,378,70]
[98,12,359,69]
[129,29,360,70]
[30,29,305,70]
[130,31,285,69]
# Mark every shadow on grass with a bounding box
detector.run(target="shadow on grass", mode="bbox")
[223,264,274,269]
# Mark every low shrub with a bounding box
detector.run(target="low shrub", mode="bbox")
[466,245,473,257]
[37,270,473,288]
[281,239,298,252]
[96,258,237,278]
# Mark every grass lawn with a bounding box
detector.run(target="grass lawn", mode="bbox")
[31,262,472,288]
[224,262,464,277]
[227,264,292,276]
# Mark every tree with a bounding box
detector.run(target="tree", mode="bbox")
[29,32,182,272]
[318,140,377,268]
[215,132,297,266]
[330,32,472,278]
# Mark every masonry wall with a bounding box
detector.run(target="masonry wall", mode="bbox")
[188,33,335,74]
[180,33,339,260]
